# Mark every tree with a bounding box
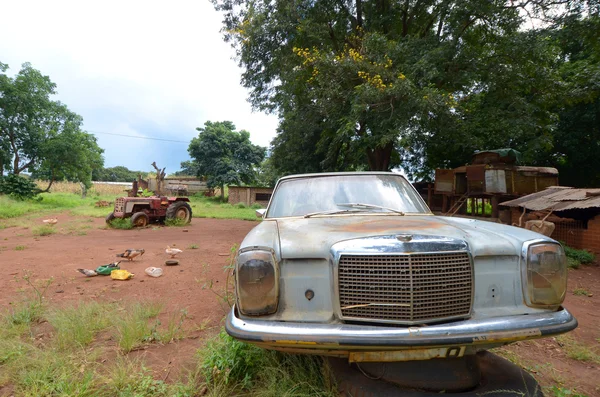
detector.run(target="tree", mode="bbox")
[171,160,200,177]
[1,61,104,191]
[33,105,104,192]
[213,0,584,177]
[188,121,265,200]
[0,62,57,175]
[545,15,600,187]
[92,166,144,182]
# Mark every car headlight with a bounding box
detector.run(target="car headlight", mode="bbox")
[235,247,279,316]
[522,241,567,307]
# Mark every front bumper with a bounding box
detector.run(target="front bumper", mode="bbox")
[226,306,577,353]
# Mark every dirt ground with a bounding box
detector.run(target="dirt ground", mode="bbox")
[1,213,599,394]
[0,213,257,381]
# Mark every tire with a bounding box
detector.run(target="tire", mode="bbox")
[131,212,149,228]
[166,201,192,223]
[105,212,116,224]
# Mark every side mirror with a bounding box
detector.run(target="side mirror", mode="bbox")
[255,208,266,218]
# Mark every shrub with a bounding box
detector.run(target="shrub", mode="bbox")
[251,203,263,209]
[0,174,40,200]
[235,202,247,209]
[108,218,133,230]
[563,245,595,265]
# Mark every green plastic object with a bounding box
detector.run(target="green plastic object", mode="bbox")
[96,265,120,275]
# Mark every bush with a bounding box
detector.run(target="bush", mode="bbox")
[563,245,595,265]
[235,202,247,209]
[0,174,40,200]
[108,218,133,230]
[251,203,263,209]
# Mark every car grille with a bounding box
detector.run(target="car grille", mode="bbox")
[114,198,125,214]
[338,252,473,324]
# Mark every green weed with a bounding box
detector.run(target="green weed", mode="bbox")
[549,386,587,397]
[556,335,600,363]
[235,202,247,208]
[48,302,114,350]
[115,301,164,353]
[14,245,26,250]
[200,330,335,396]
[563,245,595,269]
[188,244,199,249]
[573,287,591,297]
[32,225,56,236]
[165,218,188,227]
[108,218,133,230]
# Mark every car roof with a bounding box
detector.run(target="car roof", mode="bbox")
[278,171,406,182]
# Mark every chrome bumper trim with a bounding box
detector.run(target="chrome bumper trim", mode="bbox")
[226,306,577,348]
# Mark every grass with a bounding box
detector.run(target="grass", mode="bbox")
[14,245,26,250]
[572,287,591,297]
[190,195,260,221]
[107,218,133,230]
[32,225,56,236]
[563,244,596,269]
[188,244,199,249]
[556,335,600,363]
[165,218,188,227]
[200,330,336,396]
[1,191,262,225]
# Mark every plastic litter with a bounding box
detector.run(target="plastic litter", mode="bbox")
[144,267,163,277]
[96,264,120,275]
[110,269,134,280]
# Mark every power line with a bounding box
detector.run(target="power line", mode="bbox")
[87,130,189,143]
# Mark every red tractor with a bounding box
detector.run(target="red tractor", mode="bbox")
[106,196,192,227]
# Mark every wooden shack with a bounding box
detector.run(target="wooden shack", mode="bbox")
[433,149,559,219]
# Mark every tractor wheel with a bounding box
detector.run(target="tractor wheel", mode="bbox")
[131,212,150,228]
[166,201,193,223]
[105,212,116,224]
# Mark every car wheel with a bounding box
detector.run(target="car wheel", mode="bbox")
[131,212,149,228]
[166,201,192,223]
[105,212,116,224]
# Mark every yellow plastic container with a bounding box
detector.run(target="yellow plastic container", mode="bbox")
[110,269,134,280]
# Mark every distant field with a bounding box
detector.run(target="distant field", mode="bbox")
[0,189,260,222]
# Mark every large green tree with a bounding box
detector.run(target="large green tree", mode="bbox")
[1,62,104,188]
[213,0,588,178]
[0,62,56,175]
[188,121,265,200]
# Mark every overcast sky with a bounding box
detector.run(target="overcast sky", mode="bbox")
[0,0,279,174]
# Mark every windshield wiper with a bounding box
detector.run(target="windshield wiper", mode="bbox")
[336,202,405,215]
[303,209,361,218]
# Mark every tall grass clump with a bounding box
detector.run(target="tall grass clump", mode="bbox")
[108,218,133,230]
[32,225,56,236]
[115,301,164,353]
[48,302,114,350]
[200,330,335,396]
[165,218,188,227]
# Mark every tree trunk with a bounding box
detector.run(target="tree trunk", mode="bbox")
[42,169,55,193]
[13,153,20,175]
[80,182,87,198]
[221,184,225,202]
[366,142,394,171]
[151,161,166,195]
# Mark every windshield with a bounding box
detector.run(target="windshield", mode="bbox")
[266,174,430,218]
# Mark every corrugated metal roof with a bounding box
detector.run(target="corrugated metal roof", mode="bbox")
[501,187,600,211]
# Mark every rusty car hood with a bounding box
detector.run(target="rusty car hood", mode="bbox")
[258,215,548,259]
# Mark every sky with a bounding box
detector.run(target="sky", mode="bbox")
[0,0,279,174]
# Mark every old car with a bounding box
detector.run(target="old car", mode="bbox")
[226,172,577,392]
